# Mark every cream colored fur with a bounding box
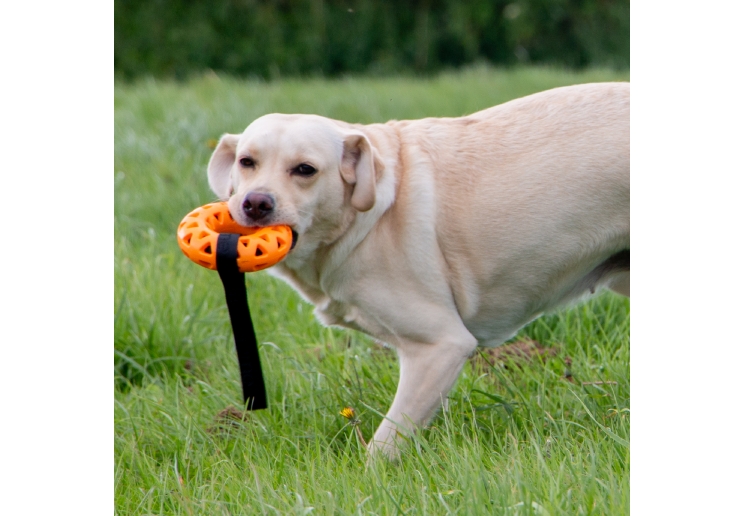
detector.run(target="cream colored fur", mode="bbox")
[207,82,630,458]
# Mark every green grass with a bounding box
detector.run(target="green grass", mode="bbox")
[115,66,630,515]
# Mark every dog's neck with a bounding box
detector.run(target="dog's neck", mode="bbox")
[271,123,401,307]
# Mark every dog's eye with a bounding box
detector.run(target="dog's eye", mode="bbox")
[239,157,255,168]
[293,164,317,177]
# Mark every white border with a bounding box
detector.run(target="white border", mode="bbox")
[0,2,112,513]
[632,1,744,513]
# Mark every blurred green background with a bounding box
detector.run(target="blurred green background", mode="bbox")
[115,0,629,80]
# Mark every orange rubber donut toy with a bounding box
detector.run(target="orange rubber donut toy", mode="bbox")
[177,202,293,273]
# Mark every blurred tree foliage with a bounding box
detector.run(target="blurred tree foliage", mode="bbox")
[115,0,629,79]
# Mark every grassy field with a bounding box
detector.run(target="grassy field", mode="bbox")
[115,66,631,515]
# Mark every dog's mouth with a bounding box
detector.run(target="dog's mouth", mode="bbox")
[225,200,299,252]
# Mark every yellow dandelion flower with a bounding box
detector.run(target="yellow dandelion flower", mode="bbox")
[339,406,366,445]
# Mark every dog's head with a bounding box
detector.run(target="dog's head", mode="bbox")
[208,114,383,252]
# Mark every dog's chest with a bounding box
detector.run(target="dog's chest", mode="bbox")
[314,298,368,333]
[273,264,375,334]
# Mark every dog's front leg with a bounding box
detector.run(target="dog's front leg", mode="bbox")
[369,333,478,459]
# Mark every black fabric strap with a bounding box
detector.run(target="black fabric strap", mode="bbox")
[215,233,268,410]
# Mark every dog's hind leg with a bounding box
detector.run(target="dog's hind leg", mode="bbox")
[608,271,630,297]
[369,331,478,459]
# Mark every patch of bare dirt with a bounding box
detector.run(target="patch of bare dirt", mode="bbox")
[208,406,250,435]
[471,339,558,372]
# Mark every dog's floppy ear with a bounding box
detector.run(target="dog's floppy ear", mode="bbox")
[340,131,382,212]
[207,134,240,199]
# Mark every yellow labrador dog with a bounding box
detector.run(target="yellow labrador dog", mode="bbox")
[207,82,630,458]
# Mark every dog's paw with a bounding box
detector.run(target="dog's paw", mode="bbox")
[367,423,411,463]
[366,438,402,464]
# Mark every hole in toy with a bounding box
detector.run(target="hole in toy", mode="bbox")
[198,260,211,267]
[183,234,192,245]
[204,244,212,254]
[255,247,263,256]
[198,230,210,239]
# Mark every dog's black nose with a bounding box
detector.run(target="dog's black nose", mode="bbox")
[242,192,275,221]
